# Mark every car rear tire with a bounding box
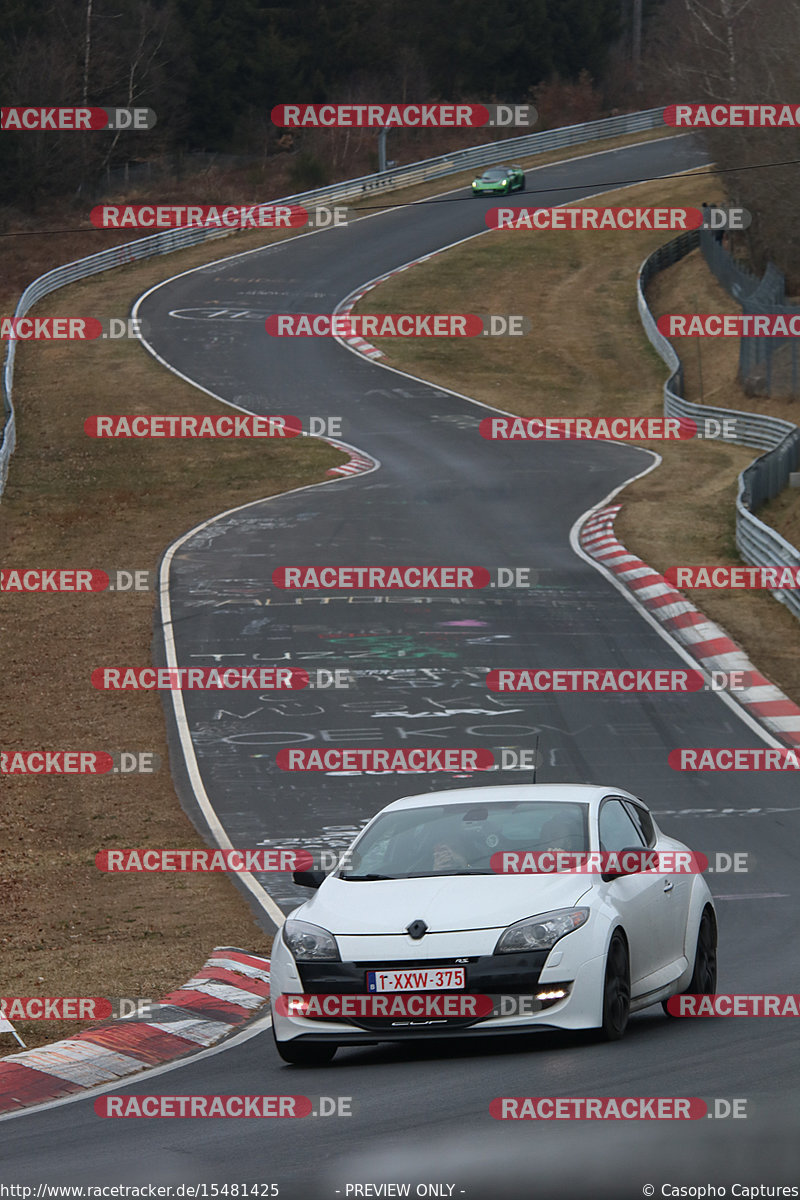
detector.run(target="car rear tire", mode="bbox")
[662,906,717,1016]
[598,931,631,1041]
[518,175,526,189]
[272,1025,337,1065]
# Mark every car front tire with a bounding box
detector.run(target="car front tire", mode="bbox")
[272,1024,337,1065]
[598,931,631,1041]
[662,906,717,1016]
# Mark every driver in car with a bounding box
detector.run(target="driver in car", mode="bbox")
[416,819,490,872]
[432,840,470,870]
[539,813,585,853]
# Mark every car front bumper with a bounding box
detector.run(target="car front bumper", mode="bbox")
[271,933,607,1045]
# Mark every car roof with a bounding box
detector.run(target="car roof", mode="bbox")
[382,783,642,813]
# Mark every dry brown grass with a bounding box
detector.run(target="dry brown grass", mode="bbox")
[0,125,687,1055]
[0,241,345,1053]
[354,170,800,708]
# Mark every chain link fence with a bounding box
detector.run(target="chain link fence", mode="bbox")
[700,227,800,398]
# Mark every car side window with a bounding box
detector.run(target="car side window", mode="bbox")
[598,799,645,852]
[623,801,655,848]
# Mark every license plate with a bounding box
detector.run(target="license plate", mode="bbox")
[366,967,465,993]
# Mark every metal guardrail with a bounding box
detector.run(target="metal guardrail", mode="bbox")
[0,224,229,497]
[0,106,669,499]
[638,232,800,621]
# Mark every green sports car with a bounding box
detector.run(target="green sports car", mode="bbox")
[471,164,526,195]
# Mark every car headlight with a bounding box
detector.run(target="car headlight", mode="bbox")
[494,907,589,954]
[283,918,340,962]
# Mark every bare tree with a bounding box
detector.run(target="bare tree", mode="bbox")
[650,0,759,99]
[645,0,800,286]
[680,0,758,95]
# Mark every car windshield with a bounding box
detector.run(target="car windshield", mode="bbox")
[481,169,507,180]
[339,800,590,879]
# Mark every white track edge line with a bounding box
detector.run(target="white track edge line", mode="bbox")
[568,501,784,748]
[326,160,785,749]
[0,1012,275,1124]
[133,137,699,931]
[0,132,693,1118]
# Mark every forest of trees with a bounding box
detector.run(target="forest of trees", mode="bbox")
[2,0,799,285]
[0,0,631,204]
[644,0,800,288]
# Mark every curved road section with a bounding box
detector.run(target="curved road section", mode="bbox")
[3,135,799,1195]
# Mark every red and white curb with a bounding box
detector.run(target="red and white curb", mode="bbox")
[325,438,375,477]
[334,251,445,361]
[579,505,800,747]
[336,279,385,359]
[0,947,270,1114]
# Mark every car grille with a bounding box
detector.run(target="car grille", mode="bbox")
[296,950,551,1029]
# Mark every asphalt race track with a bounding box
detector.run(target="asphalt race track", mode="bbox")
[3,134,799,1197]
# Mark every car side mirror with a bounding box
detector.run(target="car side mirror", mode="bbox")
[600,848,645,883]
[292,869,327,889]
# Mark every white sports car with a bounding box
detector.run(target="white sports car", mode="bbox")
[270,783,717,1064]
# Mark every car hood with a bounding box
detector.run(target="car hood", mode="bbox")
[295,873,592,935]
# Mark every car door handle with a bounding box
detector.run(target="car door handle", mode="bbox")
[663,879,674,892]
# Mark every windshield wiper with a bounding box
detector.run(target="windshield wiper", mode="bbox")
[404,869,495,878]
[446,869,495,875]
[341,868,496,881]
[339,873,398,881]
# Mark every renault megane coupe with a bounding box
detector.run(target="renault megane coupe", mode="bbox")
[270,784,717,1064]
